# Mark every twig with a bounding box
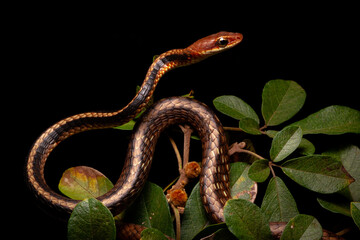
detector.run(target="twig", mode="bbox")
[240,149,265,160]
[336,227,351,236]
[223,126,244,132]
[168,136,183,172]
[229,142,247,155]
[170,203,181,240]
[179,125,193,167]
[269,162,276,178]
[259,124,268,132]
[229,142,265,160]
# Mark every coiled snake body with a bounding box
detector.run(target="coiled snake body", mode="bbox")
[26,31,243,223]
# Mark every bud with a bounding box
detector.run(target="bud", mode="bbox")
[184,162,201,179]
[169,189,188,207]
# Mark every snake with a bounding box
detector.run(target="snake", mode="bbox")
[25,31,243,224]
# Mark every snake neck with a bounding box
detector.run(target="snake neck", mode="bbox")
[122,49,201,119]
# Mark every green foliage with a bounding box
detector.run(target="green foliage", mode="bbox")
[280,214,322,240]
[181,162,256,240]
[56,79,359,239]
[248,160,270,182]
[68,198,116,240]
[269,126,302,162]
[316,197,351,217]
[281,155,354,193]
[261,177,299,222]
[323,144,360,201]
[141,228,169,240]
[224,199,272,240]
[351,202,360,229]
[212,79,359,238]
[213,95,259,123]
[180,183,208,240]
[261,79,306,126]
[291,105,360,135]
[121,182,175,238]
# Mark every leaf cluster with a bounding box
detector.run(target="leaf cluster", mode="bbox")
[56,79,359,239]
[212,79,360,238]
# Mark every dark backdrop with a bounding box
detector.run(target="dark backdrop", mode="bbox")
[9,5,359,239]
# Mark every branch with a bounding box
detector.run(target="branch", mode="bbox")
[229,142,265,160]
[168,136,183,172]
[179,125,193,167]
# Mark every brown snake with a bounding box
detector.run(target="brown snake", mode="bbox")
[25,32,243,223]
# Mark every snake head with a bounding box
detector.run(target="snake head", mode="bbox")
[187,31,243,56]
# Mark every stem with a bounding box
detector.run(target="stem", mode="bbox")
[169,136,183,171]
[223,126,244,132]
[179,125,193,167]
[259,124,268,131]
[167,125,193,191]
[171,203,181,240]
[336,227,351,236]
[269,162,276,178]
[237,149,265,160]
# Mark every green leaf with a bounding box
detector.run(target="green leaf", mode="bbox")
[248,160,270,183]
[297,138,316,156]
[211,228,238,240]
[291,105,360,134]
[224,199,272,240]
[181,183,208,240]
[261,79,306,126]
[282,155,354,193]
[317,197,351,217]
[68,198,116,240]
[238,117,262,135]
[351,202,360,229]
[270,126,303,162]
[182,163,258,240]
[266,130,315,156]
[59,166,114,200]
[122,182,175,238]
[229,162,257,201]
[213,95,259,123]
[191,223,227,240]
[261,177,299,222]
[323,145,360,201]
[280,214,322,240]
[141,228,168,240]
[113,120,136,130]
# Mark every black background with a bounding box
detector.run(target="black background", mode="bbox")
[8,4,359,239]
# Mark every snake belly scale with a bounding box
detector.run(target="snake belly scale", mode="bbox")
[25,31,243,223]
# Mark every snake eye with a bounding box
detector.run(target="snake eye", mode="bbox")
[216,37,229,48]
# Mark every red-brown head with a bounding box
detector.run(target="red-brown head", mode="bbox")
[187,31,243,56]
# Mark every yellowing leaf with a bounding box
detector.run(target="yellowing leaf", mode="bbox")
[59,166,114,200]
